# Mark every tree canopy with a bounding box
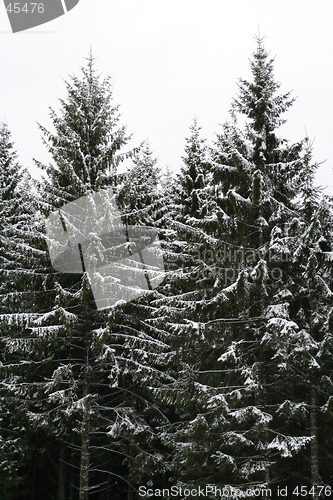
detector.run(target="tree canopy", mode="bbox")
[0,39,332,500]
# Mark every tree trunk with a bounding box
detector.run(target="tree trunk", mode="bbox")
[31,458,37,500]
[259,335,270,485]
[128,484,134,500]
[79,339,91,500]
[79,420,90,500]
[310,379,321,500]
[69,445,75,500]
[58,441,66,500]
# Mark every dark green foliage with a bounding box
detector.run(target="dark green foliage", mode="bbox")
[36,53,129,204]
[0,122,50,497]
[148,36,333,494]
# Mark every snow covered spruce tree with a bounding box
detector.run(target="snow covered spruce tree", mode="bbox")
[0,121,46,313]
[151,37,333,494]
[117,140,160,215]
[209,38,333,492]
[26,56,170,499]
[100,142,177,494]
[32,54,133,499]
[0,122,49,499]
[286,194,333,497]
[145,118,239,488]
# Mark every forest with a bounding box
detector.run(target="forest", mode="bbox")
[1,37,333,500]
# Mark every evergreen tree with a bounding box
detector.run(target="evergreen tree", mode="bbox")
[151,36,333,495]
[106,141,174,492]
[17,56,169,499]
[146,118,234,489]
[0,122,49,499]
[36,53,129,205]
[117,140,160,214]
[176,117,210,218]
[0,122,46,313]
[1,39,332,500]
[34,54,132,499]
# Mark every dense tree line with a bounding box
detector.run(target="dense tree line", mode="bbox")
[1,38,333,499]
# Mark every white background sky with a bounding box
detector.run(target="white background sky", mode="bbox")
[1,0,333,193]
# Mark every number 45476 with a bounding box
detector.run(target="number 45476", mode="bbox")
[292,485,332,496]
[6,3,45,14]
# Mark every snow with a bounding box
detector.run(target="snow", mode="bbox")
[267,435,312,458]
[264,303,289,320]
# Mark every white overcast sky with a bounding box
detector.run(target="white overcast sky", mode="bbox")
[1,0,333,193]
